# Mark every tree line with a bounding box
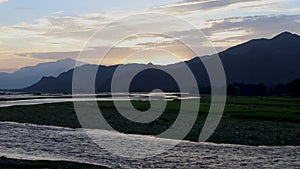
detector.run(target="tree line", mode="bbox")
[196,78,300,97]
[227,78,300,97]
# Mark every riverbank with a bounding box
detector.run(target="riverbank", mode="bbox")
[0,96,299,146]
[0,156,108,169]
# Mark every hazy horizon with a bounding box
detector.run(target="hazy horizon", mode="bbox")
[0,30,299,74]
[0,0,300,72]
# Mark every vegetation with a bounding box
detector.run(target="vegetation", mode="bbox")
[227,78,300,96]
[288,78,300,97]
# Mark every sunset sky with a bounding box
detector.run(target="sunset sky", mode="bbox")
[0,0,300,72]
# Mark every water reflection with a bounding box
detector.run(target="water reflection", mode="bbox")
[0,93,200,107]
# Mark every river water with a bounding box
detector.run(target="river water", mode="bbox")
[0,122,299,168]
[0,93,200,108]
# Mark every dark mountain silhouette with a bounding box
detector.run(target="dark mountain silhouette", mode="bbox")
[219,31,300,84]
[22,32,300,93]
[0,58,85,89]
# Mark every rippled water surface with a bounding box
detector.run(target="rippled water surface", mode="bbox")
[0,93,201,108]
[0,122,299,168]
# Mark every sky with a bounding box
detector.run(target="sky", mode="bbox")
[0,0,300,72]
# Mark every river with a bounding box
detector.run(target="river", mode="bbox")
[0,93,201,108]
[0,122,299,168]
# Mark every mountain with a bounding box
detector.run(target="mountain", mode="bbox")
[0,58,85,89]
[219,31,300,84]
[23,32,300,93]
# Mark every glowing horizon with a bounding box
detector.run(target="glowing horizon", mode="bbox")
[0,0,300,72]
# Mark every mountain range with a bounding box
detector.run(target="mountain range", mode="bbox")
[18,32,300,93]
[0,58,85,90]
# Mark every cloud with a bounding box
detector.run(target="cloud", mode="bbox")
[17,51,81,60]
[0,0,8,3]
[202,14,300,50]
[152,0,277,15]
[16,46,138,65]
[3,12,300,65]
[1,0,300,71]
[146,14,300,52]
[51,11,64,15]
[15,7,31,10]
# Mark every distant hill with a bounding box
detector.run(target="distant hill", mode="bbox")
[23,32,300,93]
[0,58,85,89]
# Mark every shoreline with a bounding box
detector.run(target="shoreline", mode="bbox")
[0,96,299,146]
[0,156,109,169]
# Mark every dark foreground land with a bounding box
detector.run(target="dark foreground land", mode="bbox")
[0,96,299,146]
[0,156,108,169]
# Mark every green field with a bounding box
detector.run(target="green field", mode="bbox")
[0,96,299,146]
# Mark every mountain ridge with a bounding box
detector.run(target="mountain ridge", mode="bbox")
[22,31,300,93]
[0,58,85,89]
